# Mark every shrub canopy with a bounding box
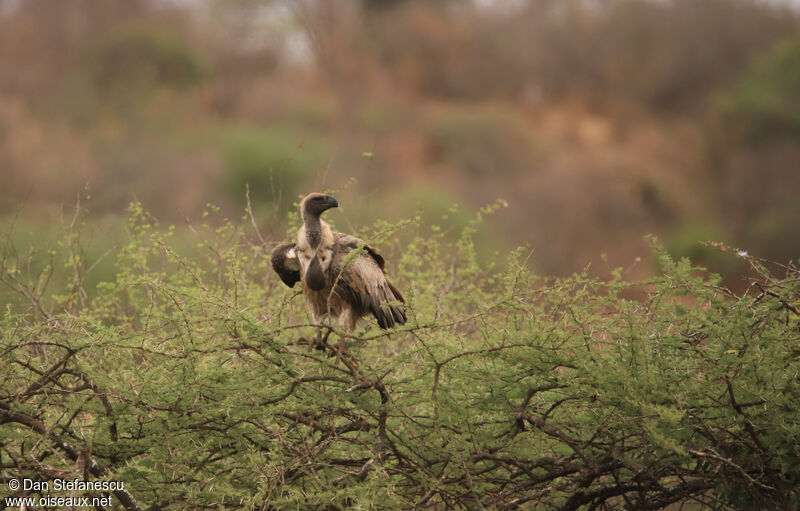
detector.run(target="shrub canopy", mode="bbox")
[1,204,799,510]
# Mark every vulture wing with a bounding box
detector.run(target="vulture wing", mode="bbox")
[331,234,407,329]
[271,242,301,288]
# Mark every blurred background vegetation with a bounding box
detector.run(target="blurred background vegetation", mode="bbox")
[1,0,799,289]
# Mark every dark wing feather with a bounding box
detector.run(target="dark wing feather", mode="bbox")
[331,234,406,329]
[271,242,301,288]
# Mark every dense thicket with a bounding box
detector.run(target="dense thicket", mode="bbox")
[1,205,798,510]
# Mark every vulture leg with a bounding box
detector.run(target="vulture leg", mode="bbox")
[338,307,357,332]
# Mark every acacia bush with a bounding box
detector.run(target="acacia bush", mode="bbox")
[1,202,799,510]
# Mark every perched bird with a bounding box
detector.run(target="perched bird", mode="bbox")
[271,193,407,331]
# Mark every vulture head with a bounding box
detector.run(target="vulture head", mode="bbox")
[301,193,338,220]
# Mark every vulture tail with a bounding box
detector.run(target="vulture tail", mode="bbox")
[369,279,407,330]
[387,279,407,325]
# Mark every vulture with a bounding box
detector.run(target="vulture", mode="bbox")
[271,193,407,331]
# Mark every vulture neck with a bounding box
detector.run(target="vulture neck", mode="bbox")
[303,214,325,249]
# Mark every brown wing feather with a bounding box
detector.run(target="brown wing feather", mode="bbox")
[386,279,405,304]
[330,234,406,329]
[333,233,386,271]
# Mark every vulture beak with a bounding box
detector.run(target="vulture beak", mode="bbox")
[323,195,339,210]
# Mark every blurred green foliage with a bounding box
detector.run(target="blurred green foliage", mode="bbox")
[284,99,337,131]
[717,31,800,140]
[83,27,207,99]
[389,184,469,231]
[665,220,739,274]
[428,109,534,176]
[355,102,409,133]
[221,127,330,209]
[744,207,800,260]
[0,0,797,285]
